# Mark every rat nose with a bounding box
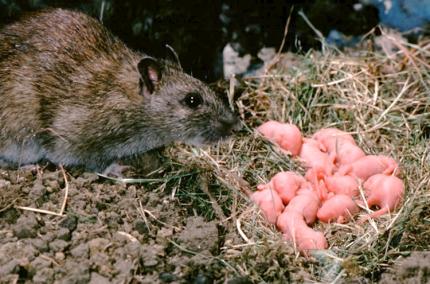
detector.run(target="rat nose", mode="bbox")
[218,112,242,134]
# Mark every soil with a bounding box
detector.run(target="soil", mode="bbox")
[0,163,429,283]
[379,252,430,284]
[0,165,239,283]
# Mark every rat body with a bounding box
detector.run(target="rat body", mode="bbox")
[0,9,238,171]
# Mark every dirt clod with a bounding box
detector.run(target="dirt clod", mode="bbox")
[89,272,110,284]
[177,216,219,254]
[380,252,430,284]
[30,256,52,271]
[59,215,78,231]
[32,267,54,284]
[134,219,149,235]
[12,214,39,238]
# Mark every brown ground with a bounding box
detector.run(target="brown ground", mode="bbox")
[0,164,241,283]
[0,161,429,283]
[379,251,430,284]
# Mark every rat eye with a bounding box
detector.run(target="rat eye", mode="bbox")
[183,93,203,109]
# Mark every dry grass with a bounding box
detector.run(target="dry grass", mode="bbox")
[163,29,430,282]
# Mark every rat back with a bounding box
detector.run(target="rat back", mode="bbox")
[0,9,140,168]
[0,9,239,171]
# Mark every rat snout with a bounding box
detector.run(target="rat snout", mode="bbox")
[217,112,241,136]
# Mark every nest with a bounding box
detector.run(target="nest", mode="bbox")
[159,29,430,282]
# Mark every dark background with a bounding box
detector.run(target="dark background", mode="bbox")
[0,0,379,81]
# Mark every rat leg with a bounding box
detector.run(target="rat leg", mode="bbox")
[100,162,133,178]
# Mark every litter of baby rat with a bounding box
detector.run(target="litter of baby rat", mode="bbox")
[251,120,404,255]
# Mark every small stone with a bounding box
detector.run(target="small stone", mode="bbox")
[49,239,69,252]
[30,239,49,253]
[54,252,65,261]
[70,243,89,258]
[143,259,158,267]
[45,186,54,193]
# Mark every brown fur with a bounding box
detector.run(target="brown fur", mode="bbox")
[0,9,238,171]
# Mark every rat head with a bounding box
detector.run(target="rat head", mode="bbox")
[137,57,240,146]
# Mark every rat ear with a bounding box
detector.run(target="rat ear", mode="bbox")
[137,57,162,95]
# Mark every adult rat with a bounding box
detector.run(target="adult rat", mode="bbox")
[0,9,239,172]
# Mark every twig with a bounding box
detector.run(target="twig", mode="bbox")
[96,173,162,184]
[58,165,69,215]
[228,75,236,111]
[14,206,64,216]
[376,77,416,123]
[311,71,365,87]
[236,215,254,245]
[297,10,327,51]
[139,206,181,231]
[99,0,106,22]
[265,6,294,73]
[165,44,182,69]
[137,200,153,234]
